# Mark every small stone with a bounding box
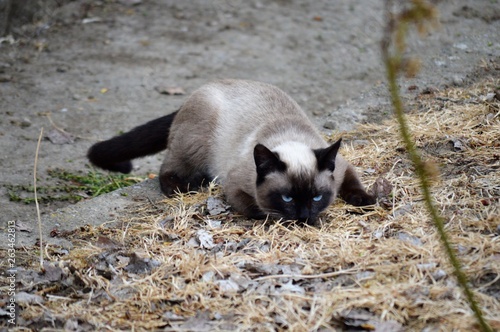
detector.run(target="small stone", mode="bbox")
[480,92,495,102]
[397,232,423,246]
[393,204,412,217]
[202,271,215,282]
[356,271,375,280]
[432,269,447,280]
[352,139,370,147]
[11,118,31,128]
[434,60,446,67]
[373,230,384,240]
[155,85,185,95]
[216,279,240,293]
[0,74,12,82]
[416,262,437,270]
[186,237,199,247]
[323,120,336,129]
[421,86,438,95]
[16,292,44,305]
[452,75,465,86]
[453,43,468,50]
[163,311,184,321]
[64,319,79,331]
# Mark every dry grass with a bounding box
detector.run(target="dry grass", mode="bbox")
[8,79,500,331]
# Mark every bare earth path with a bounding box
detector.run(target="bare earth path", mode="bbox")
[0,0,498,245]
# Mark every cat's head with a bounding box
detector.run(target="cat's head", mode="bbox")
[253,139,341,225]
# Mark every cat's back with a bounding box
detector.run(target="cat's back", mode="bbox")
[173,79,317,181]
[197,80,303,118]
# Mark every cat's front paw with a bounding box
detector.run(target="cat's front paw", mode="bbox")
[159,172,183,197]
[343,189,376,207]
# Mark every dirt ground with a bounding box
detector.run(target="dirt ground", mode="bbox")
[0,1,499,246]
[0,0,498,230]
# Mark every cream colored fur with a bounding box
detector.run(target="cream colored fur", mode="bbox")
[161,79,356,216]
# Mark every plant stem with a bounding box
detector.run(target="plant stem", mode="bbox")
[383,42,492,332]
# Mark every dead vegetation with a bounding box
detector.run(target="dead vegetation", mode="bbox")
[3,79,500,331]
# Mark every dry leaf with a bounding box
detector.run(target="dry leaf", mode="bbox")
[96,236,120,249]
[206,197,229,216]
[16,292,44,305]
[42,262,63,282]
[278,280,305,294]
[370,176,393,199]
[216,279,240,293]
[14,220,32,232]
[196,229,215,249]
[46,128,75,145]
[338,309,404,332]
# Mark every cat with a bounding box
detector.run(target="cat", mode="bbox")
[88,79,375,224]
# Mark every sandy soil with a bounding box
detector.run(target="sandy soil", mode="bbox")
[0,0,499,232]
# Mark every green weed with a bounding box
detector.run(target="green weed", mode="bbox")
[6,169,144,204]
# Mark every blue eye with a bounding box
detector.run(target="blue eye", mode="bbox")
[281,195,293,203]
[313,195,323,202]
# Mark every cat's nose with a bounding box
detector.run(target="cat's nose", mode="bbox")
[297,218,308,224]
[299,207,310,219]
[297,217,317,226]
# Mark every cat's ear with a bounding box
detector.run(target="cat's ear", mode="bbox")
[314,138,342,172]
[254,144,286,182]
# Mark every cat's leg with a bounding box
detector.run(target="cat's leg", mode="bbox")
[338,165,376,206]
[224,182,266,219]
[159,150,208,196]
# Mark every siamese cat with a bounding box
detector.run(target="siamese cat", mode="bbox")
[88,79,374,224]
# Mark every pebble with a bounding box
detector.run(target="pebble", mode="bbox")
[434,60,446,67]
[452,75,465,86]
[11,118,32,128]
[453,43,468,50]
[323,120,336,130]
[393,204,413,217]
[0,74,12,82]
[432,269,447,280]
[480,92,495,102]
[397,231,423,247]
[352,139,370,146]
[356,271,375,280]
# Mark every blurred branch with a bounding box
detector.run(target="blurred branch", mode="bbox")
[381,1,492,331]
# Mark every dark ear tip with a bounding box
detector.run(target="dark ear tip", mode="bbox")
[253,143,266,153]
[253,143,273,160]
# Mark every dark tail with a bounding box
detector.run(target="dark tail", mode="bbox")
[87,111,178,173]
